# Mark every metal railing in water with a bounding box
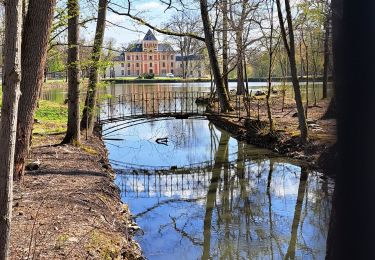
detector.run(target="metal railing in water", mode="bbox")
[96,91,246,124]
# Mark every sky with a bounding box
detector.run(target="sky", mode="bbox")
[84,0,183,48]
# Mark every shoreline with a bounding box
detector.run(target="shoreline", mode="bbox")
[208,111,336,174]
[10,130,144,259]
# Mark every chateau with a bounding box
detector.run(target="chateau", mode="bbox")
[105,30,207,78]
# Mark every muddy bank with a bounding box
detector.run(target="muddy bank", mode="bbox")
[208,97,337,174]
[10,132,143,259]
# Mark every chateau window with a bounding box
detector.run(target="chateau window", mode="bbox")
[127,63,130,68]
[171,62,174,67]
[137,70,140,75]
[162,62,165,67]
[162,55,165,60]
[150,63,152,67]
[128,70,131,75]
[121,70,124,76]
[127,56,130,60]
[136,55,139,60]
[121,63,124,67]
[149,55,152,60]
[171,55,174,59]
[136,63,139,67]
[171,69,174,74]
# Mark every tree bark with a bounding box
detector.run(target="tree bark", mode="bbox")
[0,0,23,258]
[13,0,56,181]
[200,0,232,112]
[322,1,331,99]
[80,0,107,134]
[62,0,80,144]
[276,0,308,142]
[221,0,229,93]
[236,31,245,95]
[266,0,275,133]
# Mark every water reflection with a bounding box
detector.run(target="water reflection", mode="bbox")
[41,82,334,104]
[108,120,333,260]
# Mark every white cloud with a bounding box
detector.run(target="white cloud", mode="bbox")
[136,1,163,11]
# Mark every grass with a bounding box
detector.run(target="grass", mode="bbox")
[33,100,68,135]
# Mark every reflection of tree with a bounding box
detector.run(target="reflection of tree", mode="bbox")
[202,130,229,260]
[284,168,308,260]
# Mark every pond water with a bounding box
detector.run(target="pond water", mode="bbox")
[41,81,334,104]
[104,119,333,260]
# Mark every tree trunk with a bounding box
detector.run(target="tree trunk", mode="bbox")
[0,0,23,258]
[236,31,245,95]
[276,0,308,142]
[322,2,331,99]
[221,0,229,93]
[13,0,56,181]
[200,0,232,112]
[266,0,275,134]
[62,0,80,144]
[80,0,107,134]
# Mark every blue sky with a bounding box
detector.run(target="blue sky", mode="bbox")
[101,0,178,47]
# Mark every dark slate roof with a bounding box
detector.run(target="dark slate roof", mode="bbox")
[157,43,174,52]
[126,43,143,52]
[113,52,125,61]
[143,29,157,41]
[176,54,202,61]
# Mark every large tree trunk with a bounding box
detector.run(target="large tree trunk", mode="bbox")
[326,0,375,258]
[13,0,56,181]
[80,0,107,134]
[236,31,245,95]
[0,0,23,258]
[276,0,308,142]
[322,1,331,99]
[221,0,229,93]
[200,0,232,112]
[62,0,80,144]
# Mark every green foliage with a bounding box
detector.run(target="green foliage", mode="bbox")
[138,73,155,79]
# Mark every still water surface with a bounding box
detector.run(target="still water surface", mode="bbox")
[104,119,333,260]
[41,81,334,104]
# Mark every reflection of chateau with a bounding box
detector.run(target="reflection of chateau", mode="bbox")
[105,30,207,78]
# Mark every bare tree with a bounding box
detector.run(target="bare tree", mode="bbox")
[13,0,56,181]
[200,0,232,112]
[62,0,81,144]
[276,0,309,142]
[0,0,23,258]
[80,0,108,135]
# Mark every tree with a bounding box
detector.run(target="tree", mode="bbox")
[266,0,275,134]
[221,0,229,93]
[0,0,23,258]
[13,0,56,181]
[80,0,108,134]
[200,0,232,112]
[276,0,309,142]
[322,0,331,99]
[62,0,81,144]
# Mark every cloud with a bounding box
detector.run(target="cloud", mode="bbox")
[136,1,163,11]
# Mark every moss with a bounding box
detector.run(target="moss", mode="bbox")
[85,230,123,260]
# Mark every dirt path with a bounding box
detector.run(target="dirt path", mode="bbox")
[10,133,143,259]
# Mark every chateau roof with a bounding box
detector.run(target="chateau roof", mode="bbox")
[143,29,157,41]
[126,43,143,52]
[176,54,202,61]
[125,43,174,53]
[157,43,174,52]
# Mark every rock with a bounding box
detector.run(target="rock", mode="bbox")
[25,160,40,171]
[254,90,266,96]
[292,112,298,117]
